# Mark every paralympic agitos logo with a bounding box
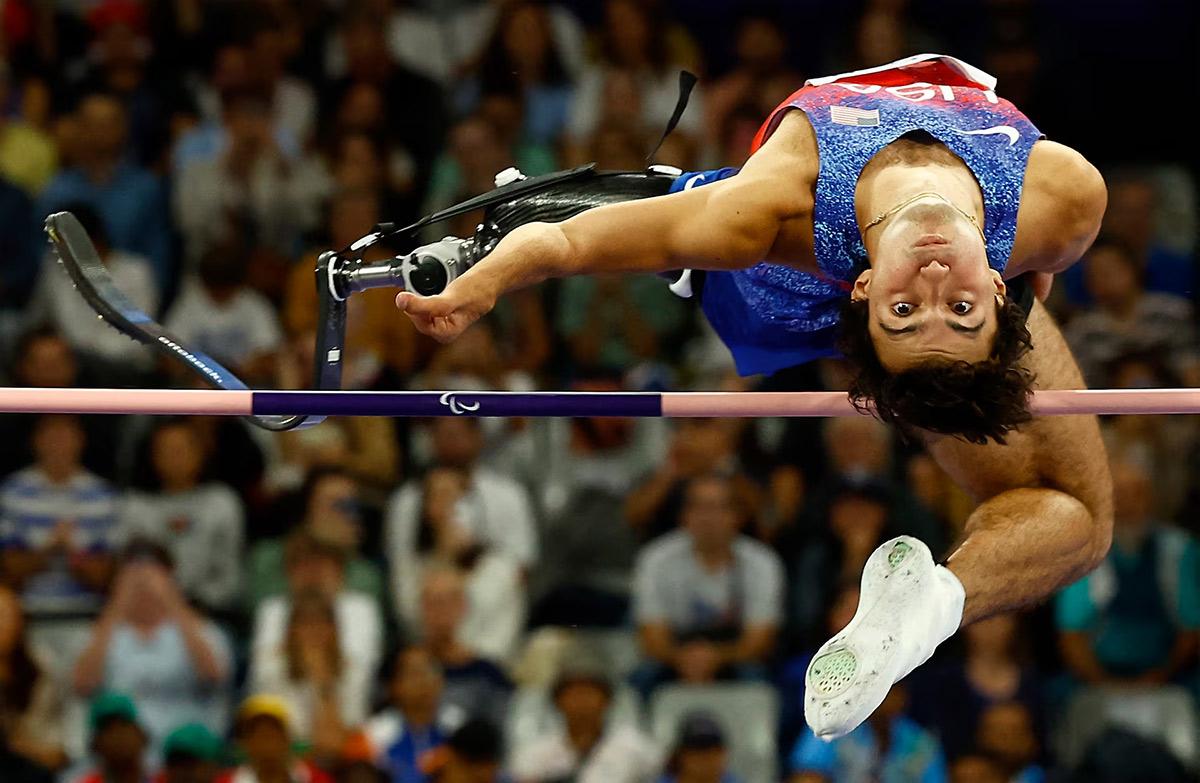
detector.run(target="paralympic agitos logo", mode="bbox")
[439,392,481,415]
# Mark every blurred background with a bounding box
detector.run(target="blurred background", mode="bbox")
[0,1,1197,782]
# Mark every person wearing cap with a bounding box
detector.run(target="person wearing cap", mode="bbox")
[74,692,151,783]
[510,658,661,783]
[657,713,740,783]
[215,695,333,783]
[157,723,224,783]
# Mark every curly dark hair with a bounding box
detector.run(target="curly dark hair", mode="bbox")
[838,295,1035,445]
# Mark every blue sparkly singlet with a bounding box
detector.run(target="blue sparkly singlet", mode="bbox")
[671,54,1044,376]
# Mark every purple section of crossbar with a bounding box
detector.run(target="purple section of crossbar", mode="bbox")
[253,390,663,417]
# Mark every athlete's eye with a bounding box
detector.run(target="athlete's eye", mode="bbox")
[891,302,915,317]
[951,301,973,316]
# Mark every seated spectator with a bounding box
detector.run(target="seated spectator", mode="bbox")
[249,591,367,762]
[392,467,525,663]
[249,466,386,610]
[120,419,244,613]
[216,695,333,783]
[0,175,37,311]
[29,203,157,373]
[250,531,384,709]
[159,723,225,783]
[73,693,150,783]
[972,702,1046,783]
[1063,236,1200,388]
[38,91,170,287]
[565,0,705,163]
[417,567,512,727]
[462,2,575,146]
[389,418,538,575]
[788,683,946,783]
[0,329,120,480]
[948,754,1008,783]
[424,719,504,783]
[0,415,118,621]
[1056,456,1200,686]
[632,474,784,696]
[163,240,284,386]
[361,644,459,783]
[173,88,325,269]
[909,613,1044,761]
[0,585,66,772]
[0,65,57,195]
[511,657,661,783]
[245,18,318,146]
[625,419,760,543]
[658,712,739,783]
[72,541,233,749]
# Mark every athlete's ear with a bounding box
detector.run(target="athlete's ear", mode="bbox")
[852,269,872,302]
[989,269,1007,301]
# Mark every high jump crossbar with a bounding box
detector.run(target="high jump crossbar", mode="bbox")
[0,388,1195,418]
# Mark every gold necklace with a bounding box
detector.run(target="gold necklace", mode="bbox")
[862,191,987,245]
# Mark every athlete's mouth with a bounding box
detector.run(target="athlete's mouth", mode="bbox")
[914,234,948,247]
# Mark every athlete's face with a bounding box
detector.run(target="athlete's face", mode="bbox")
[855,197,1005,371]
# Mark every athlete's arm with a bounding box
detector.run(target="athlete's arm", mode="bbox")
[398,112,818,342]
[1010,141,1107,275]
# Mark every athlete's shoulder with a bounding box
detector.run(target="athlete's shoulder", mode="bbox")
[1014,141,1107,273]
[1026,141,1107,224]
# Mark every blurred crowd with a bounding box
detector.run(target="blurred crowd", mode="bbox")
[0,1,1198,782]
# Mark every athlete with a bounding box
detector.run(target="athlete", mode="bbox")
[393,54,1114,739]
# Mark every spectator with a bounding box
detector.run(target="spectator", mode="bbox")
[465,1,575,146]
[74,692,150,783]
[119,419,244,612]
[510,657,661,783]
[0,415,118,619]
[788,683,946,783]
[1056,456,1200,686]
[216,695,334,783]
[248,466,386,609]
[29,203,157,372]
[245,18,317,146]
[909,613,1044,761]
[625,418,760,543]
[322,10,446,207]
[0,175,38,310]
[163,241,284,386]
[1063,236,1200,388]
[361,644,459,783]
[658,712,739,783]
[417,566,512,727]
[565,0,705,160]
[391,467,525,663]
[388,417,538,574]
[972,702,1046,783]
[248,590,367,761]
[949,755,1009,783]
[0,584,66,773]
[72,542,233,749]
[159,723,225,783]
[0,64,58,195]
[632,474,784,695]
[424,719,504,783]
[38,91,171,287]
[173,89,325,269]
[249,531,384,717]
[0,329,121,480]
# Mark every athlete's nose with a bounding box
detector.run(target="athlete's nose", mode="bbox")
[919,260,950,278]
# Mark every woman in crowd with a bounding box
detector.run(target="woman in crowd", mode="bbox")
[0,585,66,773]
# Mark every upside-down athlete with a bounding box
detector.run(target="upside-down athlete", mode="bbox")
[393,54,1114,739]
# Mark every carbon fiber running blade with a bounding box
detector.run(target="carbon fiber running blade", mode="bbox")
[44,211,317,431]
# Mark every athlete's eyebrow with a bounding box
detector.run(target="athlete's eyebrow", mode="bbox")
[878,322,920,335]
[948,320,985,334]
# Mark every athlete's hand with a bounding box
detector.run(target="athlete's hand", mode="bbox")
[396,274,498,343]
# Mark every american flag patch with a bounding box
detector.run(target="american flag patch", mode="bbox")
[830,105,880,127]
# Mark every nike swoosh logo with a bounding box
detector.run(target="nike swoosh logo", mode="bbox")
[951,125,1020,146]
[683,173,706,190]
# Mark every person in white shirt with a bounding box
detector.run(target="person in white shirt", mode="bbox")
[510,660,662,783]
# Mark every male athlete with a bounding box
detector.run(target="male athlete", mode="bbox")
[394,55,1113,739]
